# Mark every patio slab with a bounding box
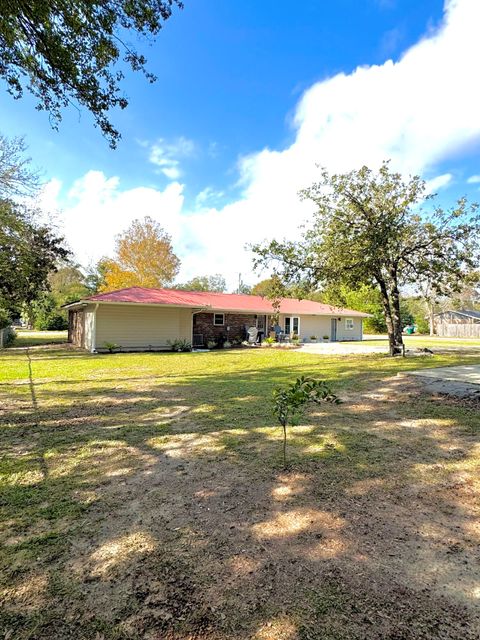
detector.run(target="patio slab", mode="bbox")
[407,364,480,384]
[406,365,480,399]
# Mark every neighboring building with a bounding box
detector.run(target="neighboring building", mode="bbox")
[434,309,480,338]
[64,286,370,352]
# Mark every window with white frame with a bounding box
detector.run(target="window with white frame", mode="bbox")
[345,317,354,330]
[213,313,224,326]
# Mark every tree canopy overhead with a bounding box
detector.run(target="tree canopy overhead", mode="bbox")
[0,0,183,147]
[253,162,480,355]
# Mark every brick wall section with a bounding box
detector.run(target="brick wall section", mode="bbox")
[193,312,260,346]
[68,309,85,347]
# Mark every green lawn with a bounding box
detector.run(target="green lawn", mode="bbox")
[361,334,480,349]
[9,329,68,348]
[1,345,479,639]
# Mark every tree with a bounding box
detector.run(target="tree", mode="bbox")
[0,1,183,148]
[176,274,226,292]
[49,264,90,305]
[272,377,338,469]
[101,216,180,291]
[321,283,387,334]
[253,162,480,356]
[0,135,40,197]
[85,258,110,294]
[0,199,70,319]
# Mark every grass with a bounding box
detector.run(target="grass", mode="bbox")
[9,329,68,348]
[1,343,480,639]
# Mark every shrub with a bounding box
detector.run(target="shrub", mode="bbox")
[103,341,120,353]
[264,336,275,346]
[310,335,317,341]
[224,341,232,348]
[36,313,68,331]
[323,335,329,340]
[167,338,192,352]
[0,307,11,330]
[1,326,16,347]
[207,340,216,350]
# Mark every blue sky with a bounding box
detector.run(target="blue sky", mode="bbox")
[2,0,479,288]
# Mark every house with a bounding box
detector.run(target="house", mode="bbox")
[64,286,370,352]
[434,309,480,338]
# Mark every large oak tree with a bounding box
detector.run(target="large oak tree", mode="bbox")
[253,162,480,355]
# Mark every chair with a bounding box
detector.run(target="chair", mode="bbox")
[247,326,258,344]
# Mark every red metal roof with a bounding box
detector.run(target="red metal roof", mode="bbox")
[83,286,369,317]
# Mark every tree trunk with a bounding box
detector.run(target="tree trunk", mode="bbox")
[377,278,396,356]
[389,274,405,355]
[428,300,435,336]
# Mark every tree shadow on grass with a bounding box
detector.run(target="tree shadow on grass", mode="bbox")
[0,351,479,639]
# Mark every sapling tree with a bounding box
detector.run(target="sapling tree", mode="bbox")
[272,376,339,469]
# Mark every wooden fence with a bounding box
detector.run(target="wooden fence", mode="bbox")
[436,323,480,338]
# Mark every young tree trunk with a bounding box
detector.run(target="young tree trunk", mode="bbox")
[282,423,287,469]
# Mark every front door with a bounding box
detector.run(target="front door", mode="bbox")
[331,318,337,341]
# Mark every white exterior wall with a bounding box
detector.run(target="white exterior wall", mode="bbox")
[335,316,363,341]
[94,304,192,351]
[278,313,363,342]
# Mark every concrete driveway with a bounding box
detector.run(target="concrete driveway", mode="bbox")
[300,341,387,355]
[406,364,480,398]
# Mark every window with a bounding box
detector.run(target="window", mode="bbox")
[284,317,300,335]
[213,313,224,326]
[345,317,354,330]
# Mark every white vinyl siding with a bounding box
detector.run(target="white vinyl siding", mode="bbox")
[279,314,363,342]
[336,317,362,341]
[95,305,192,350]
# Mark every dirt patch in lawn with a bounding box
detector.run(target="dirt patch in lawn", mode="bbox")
[1,370,479,639]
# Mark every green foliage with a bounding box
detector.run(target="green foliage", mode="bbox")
[272,376,339,467]
[0,135,40,198]
[0,1,183,147]
[253,162,480,354]
[30,293,68,331]
[103,342,120,353]
[166,338,192,352]
[176,274,226,292]
[85,259,109,294]
[207,340,217,350]
[48,265,90,305]
[264,336,276,346]
[1,325,16,347]
[321,283,387,334]
[0,200,69,315]
[0,306,11,329]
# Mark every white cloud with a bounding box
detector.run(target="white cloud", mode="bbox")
[52,171,185,267]
[195,186,225,208]
[467,175,480,184]
[51,0,480,290]
[148,136,195,180]
[425,173,453,194]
